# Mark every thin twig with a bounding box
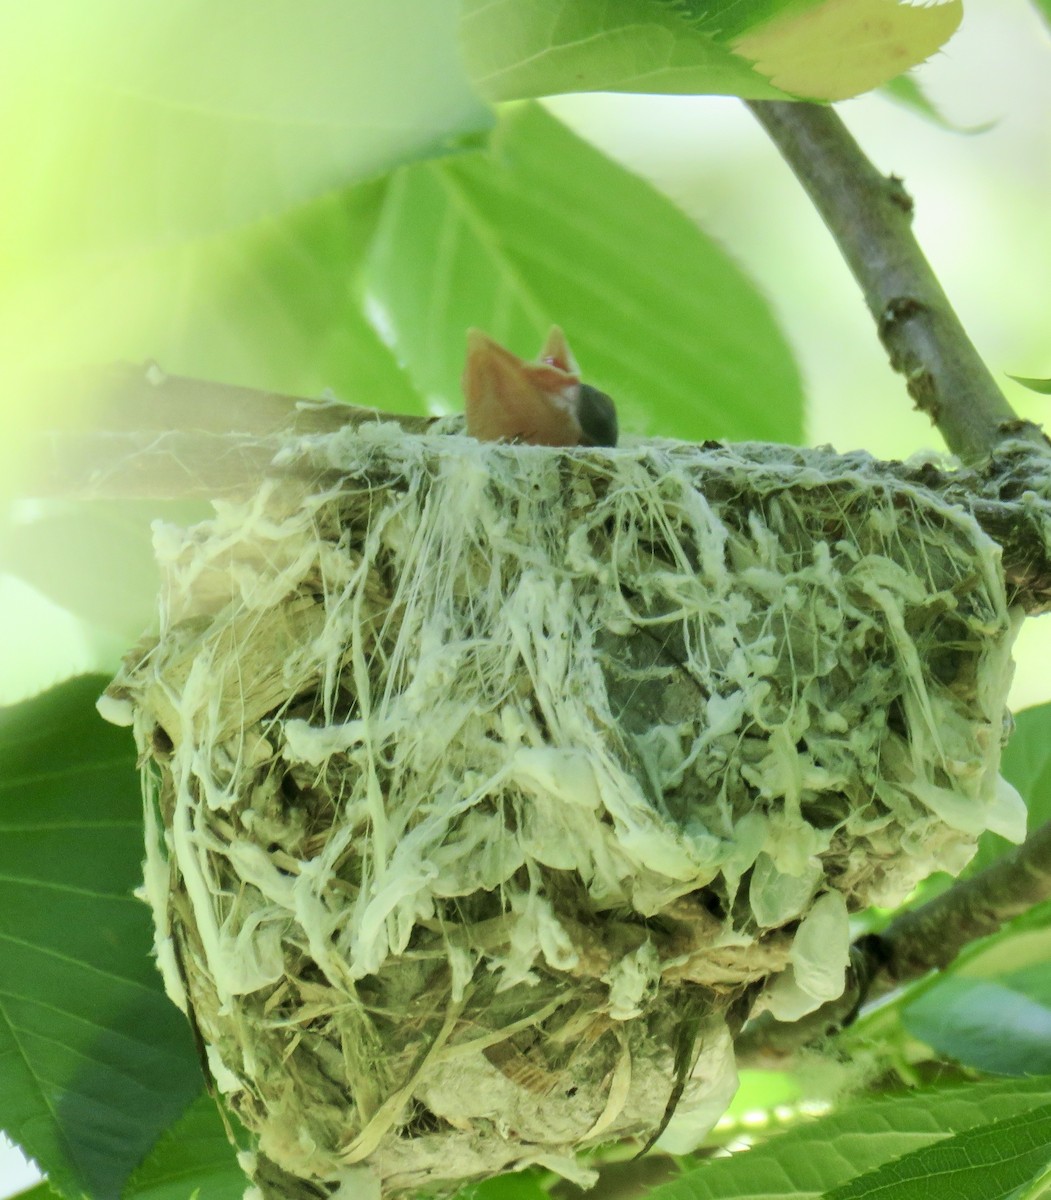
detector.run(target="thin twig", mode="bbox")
[24,364,1051,612]
[870,816,1051,985]
[736,815,1051,1064]
[746,100,1047,464]
[22,362,434,499]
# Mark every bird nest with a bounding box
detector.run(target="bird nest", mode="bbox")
[103,424,1024,1199]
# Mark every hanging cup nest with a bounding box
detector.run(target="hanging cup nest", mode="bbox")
[103,424,1024,1198]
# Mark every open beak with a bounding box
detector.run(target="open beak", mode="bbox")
[462,327,617,448]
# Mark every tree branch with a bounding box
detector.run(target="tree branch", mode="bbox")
[24,363,1051,613]
[869,816,1051,985]
[22,362,433,499]
[746,100,1047,464]
[736,814,1051,1064]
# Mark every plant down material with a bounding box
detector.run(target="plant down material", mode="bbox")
[103,425,1024,1198]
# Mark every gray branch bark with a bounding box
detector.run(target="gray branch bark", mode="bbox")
[736,814,1051,1065]
[746,101,1048,465]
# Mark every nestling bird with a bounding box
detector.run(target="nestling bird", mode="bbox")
[462,326,618,447]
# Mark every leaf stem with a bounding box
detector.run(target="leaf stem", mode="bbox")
[746,100,1046,463]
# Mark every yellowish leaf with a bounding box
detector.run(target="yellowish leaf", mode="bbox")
[734,0,963,102]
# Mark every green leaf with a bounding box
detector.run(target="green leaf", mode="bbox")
[0,676,204,1200]
[6,176,427,427]
[123,1094,244,1200]
[459,0,962,103]
[106,181,427,407]
[903,974,1051,1076]
[460,0,789,102]
[882,74,995,134]
[970,702,1051,874]
[1,501,204,641]
[456,1170,551,1200]
[1,3,487,396]
[368,103,804,443]
[824,1103,1051,1200]
[1008,375,1051,396]
[4,0,491,257]
[848,899,1051,1060]
[644,1078,1051,1200]
[651,1,817,39]
[1030,1,1051,34]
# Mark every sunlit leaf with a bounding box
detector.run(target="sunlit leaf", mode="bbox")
[3,177,427,513]
[2,0,490,257]
[732,0,962,103]
[1,4,461,488]
[726,1068,804,1118]
[368,103,804,442]
[0,676,203,1199]
[459,0,962,103]
[1005,704,1051,807]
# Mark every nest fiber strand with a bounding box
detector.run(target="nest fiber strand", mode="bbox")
[105,428,1023,1197]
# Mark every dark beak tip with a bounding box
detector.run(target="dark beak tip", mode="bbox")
[577,384,619,448]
